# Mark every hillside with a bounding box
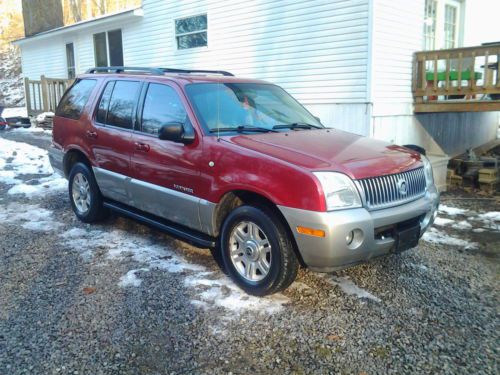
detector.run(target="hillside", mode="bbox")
[0,45,24,107]
[0,0,24,107]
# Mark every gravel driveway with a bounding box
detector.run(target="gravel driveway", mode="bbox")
[0,129,498,374]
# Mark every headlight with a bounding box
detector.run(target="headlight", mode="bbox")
[422,156,434,188]
[313,172,362,211]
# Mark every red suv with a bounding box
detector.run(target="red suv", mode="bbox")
[50,67,439,296]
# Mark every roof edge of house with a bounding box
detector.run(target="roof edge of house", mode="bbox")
[12,7,143,46]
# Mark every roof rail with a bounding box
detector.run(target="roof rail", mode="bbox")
[85,66,165,75]
[84,66,235,77]
[160,68,234,76]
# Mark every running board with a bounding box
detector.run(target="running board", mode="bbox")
[103,201,216,248]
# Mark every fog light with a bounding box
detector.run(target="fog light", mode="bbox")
[346,231,354,245]
[347,228,364,250]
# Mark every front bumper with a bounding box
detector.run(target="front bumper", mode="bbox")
[278,186,439,272]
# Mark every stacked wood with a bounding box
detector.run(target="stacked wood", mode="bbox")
[478,168,498,194]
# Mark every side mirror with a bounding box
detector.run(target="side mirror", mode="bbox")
[314,116,322,124]
[158,122,194,144]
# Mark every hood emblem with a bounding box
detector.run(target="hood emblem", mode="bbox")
[397,179,408,195]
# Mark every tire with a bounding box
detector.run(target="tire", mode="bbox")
[220,205,299,296]
[68,162,108,223]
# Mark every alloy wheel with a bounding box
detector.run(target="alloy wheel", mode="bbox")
[229,221,272,282]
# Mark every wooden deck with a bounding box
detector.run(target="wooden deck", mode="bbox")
[24,76,72,116]
[413,44,500,113]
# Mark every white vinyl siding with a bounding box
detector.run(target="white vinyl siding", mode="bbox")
[370,0,425,115]
[122,0,370,104]
[20,37,67,79]
[19,0,370,105]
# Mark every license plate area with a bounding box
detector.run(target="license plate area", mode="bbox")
[395,224,420,252]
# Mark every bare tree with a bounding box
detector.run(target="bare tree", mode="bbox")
[68,0,82,22]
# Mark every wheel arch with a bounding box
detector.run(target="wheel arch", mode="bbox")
[63,148,92,178]
[213,189,306,267]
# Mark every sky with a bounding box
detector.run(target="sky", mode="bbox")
[464,0,500,46]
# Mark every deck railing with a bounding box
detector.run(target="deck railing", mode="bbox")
[413,44,500,112]
[24,76,72,116]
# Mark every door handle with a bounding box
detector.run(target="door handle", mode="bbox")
[134,142,150,152]
[86,130,98,139]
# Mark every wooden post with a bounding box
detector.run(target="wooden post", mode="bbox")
[470,52,476,91]
[24,77,32,116]
[457,53,463,92]
[483,51,489,89]
[420,55,426,91]
[433,54,438,92]
[445,54,450,92]
[41,75,49,112]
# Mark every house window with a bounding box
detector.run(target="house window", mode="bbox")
[444,4,457,48]
[93,29,123,67]
[424,0,437,50]
[175,14,207,49]
[66,43,76,79]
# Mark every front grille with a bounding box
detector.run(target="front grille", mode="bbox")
[356,167,426,210]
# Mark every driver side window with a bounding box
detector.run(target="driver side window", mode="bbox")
[141,83,187,135]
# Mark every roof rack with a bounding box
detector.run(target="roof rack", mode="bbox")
[160,68,234,76]
[86,66,165,74]
[85,66,234,76]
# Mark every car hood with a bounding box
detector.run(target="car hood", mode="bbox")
[226,129,422,179]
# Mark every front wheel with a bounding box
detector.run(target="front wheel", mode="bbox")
[220,205,299,296]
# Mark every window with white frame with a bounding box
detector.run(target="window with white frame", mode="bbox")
[66,43,76,79]
[424,0,437,50]
[444,4,457,48]
[175,14,207,50]
[93,29,123,67]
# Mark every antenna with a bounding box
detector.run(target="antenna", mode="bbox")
[217,79,220,140]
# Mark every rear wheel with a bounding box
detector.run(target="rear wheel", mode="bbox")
[68,162,108,223]
[220,205,298,296]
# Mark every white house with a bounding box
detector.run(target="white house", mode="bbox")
[13,0,500,190]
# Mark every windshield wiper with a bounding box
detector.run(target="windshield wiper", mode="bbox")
[272,122,323,130]
[209,125,277,133]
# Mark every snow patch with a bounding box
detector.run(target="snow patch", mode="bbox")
[10,126,52,136]
[451,220,472,230]
[422,227,478,249]
[36,112,54,123]
[0,202,62,232]
[438,205,468,216]
[1,107,27,118]
[0,137,53,176]
[59,227,288,314]
[433,217,454,226]
[185,275,290,313]
[327,276,381,303]
[477,212,500,222]
[0,138,65,196]
[119,269,149,288]
[409,263,428,271]
[7,174,67,197]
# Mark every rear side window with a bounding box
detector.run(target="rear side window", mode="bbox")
[98,80,140,129]
[141,83,187,135]
[96,81,115,124]
[56,79,97,120]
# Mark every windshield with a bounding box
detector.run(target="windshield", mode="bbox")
[185,83,323,133]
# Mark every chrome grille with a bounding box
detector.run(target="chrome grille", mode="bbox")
[356,167,426,210]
